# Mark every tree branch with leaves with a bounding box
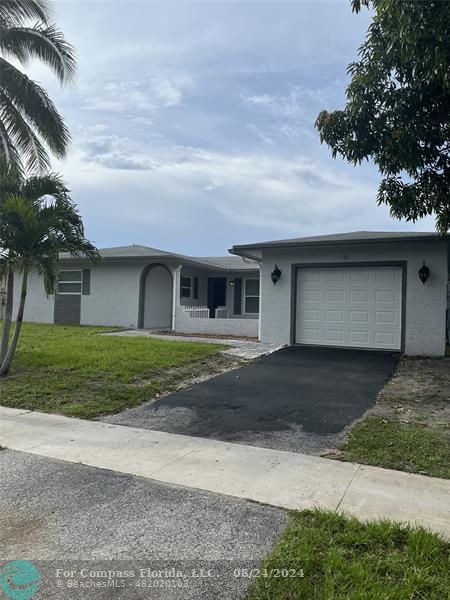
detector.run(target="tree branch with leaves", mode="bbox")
[0,0,76,175]
[316,0,450,233]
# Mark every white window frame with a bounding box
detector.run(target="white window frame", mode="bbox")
[180,276,192,299]
[243,278,260,315]
[58,270,82,295]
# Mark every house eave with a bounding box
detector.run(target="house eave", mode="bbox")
[231,234,448,254]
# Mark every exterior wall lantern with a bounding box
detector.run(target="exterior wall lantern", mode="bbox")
[271,264,282,285]
[418,261,430,285]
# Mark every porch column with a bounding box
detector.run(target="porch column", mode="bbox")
[258,263,262,341]
[172,264,182,331]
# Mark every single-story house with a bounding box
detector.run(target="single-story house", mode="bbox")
[9,230,450,356]
[12,245,262,339]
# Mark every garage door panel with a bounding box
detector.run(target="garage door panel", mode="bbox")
[375,290,396,303]
[349,270,370,281]
[350,311,369,323]
[326,290,346,302]
[301,328,320,341]
[325,310,345,322]
[350,290,369,302]
[296,266,402,351]
[349,331,370,345]
[375,310,397,324]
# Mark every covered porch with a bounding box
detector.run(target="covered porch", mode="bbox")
[137,255,261,339]
[174,262,261,338]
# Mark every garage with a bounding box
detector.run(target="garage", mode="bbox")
[232,231,448,357]
[295,265,403,351]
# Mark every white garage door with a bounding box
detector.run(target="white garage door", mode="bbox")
[295,266,402,350]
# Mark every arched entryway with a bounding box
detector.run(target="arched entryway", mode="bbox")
[138,264,173,329]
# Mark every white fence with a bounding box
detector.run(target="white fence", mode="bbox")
[183,305,210,318]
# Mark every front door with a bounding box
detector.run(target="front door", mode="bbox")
[207,277,227,318]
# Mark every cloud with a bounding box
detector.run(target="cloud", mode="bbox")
[81,75,194,114]
[40,1,434,254]
[71,139,379,231]
[80,132,160,171]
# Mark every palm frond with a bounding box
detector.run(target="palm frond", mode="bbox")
[0,58,70,158]
[34,253,58,295]
[0,91,51,172]
[21,172,69,202]
[0,119,23,175]
[0,0,50,25]
[1,23,77,84]
[0,157,22,198]
[1,178,99,275]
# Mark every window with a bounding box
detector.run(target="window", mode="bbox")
[244,278,260,314]
[180,276,192,298]
[58,270,82,294]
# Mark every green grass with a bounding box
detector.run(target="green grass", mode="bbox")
[247,509,450,600]
[339,416,450,479]
[0,323,224,418]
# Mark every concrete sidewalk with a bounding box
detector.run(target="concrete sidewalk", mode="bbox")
[1,406,449,539]
[102,329,284,360]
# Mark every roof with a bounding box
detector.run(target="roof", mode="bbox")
[232,230,446,252]
[60,244,259,271]
[196,256,259,270]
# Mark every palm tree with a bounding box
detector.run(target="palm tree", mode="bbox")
[0,159,22,361]
[0,173,98,376]
[0,0,76,174]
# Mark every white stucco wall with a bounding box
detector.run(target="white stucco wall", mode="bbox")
[13,260,260,332]
[175,306,259,337]
[13,271,54,323]
[80,262,144,328]
[12,262,145,327]
[259,240,448,356]
[143,265,172,329]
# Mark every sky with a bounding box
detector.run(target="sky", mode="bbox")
[28,0,434,255]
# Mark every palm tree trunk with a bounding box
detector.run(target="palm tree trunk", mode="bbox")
[0,269,14,364]
[0,267,27,377]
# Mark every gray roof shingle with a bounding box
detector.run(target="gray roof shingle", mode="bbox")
[60,245,258,271]
[232,230,446,251]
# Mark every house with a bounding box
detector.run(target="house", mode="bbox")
[12,231,449,356]
[14,245,261,339]
[231,231,449,356]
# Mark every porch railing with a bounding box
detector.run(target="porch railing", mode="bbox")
[183,305,210,318]
[215,306,229,319]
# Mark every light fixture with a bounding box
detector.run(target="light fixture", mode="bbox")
[418,261,430,285]
[271,264,282,285]
[229,279,235,287]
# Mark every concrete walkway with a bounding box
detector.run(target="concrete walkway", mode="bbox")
[102,329,284,360]
[1,406,449,539]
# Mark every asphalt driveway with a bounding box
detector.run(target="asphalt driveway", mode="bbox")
[0,450,286,599]
[105,346,398,454]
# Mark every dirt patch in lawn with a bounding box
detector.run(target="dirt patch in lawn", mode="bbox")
[369,357,450,428]
[133,353,244,397]
[328,356,450,478]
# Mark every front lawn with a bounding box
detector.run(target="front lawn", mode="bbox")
[334,356,450,479]
[247,510,450,600]
[0,323,226,418]
[339,417,450,479]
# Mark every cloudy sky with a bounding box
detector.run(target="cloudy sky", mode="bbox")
[30,0,433,255]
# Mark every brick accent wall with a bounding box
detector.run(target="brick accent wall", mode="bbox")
[54,294,81,325]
